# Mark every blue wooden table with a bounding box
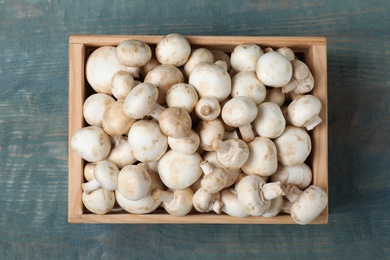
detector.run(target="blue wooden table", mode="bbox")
[1,0,389,258]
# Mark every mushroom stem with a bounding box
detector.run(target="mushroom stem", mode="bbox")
[151,189,174,203]
[283,184,303,203]
[281,197,292,214]
[82,179,101,194]
[149,103,165,120]
[211,138,231,155]
[200,161,214,176]
[282,79,297,93]
[200,106,212,116]
[212,200,223,214]
[304,115,323,131]
[261,181,285,201]
[239,124,255,143]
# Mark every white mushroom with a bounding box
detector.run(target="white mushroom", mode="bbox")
[192,188,223,214]
[199,161,228,193]
[282,59,314,94]
[262,196,284,218]
[276,47,296,61]
[220,188,249,218]
[70,126,111,162]
[111,70,136,101]
[83,93,114,127]
[211,50,231,71]
[270,163,312,190]
[264,88,286,107]
[82,160,119,194]
[158,150,202,189]
[236,175,284,216]
[252,102,286,139]
[283,184,328,225]
[221,96,258,142]
[256,51,293,88]
[167,129,200,155]
[165,83,198,113]
[197,119,225,151]
[107,136,137,169]
[241,137,278,177]
[286,94,322,130]
[211,138,249,170]
[82,188,115,214]
[127,120,168,162]
[117,163,151,201]
[159,107,192,138]
[83,163,95,182]
[86,46,127,94]
[102,101,136,136]
[115,169,164,214]
[195,96,221,121]
[273,126,312,166]
[189,62,231,102]
[231,71,267,105]
[230,43,263,72]
[151,188,194,216]
[115,39,152,67]
[184,48,214,77]
[155,33,191,67]
[140,54,160,77]
[144,64,184,104]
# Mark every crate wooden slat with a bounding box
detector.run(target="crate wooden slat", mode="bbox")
[68,35,328,224]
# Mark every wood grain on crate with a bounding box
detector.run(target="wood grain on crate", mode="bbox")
[68,35,328,224]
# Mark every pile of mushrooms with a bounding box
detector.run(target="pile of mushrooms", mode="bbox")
[71,33,328,224]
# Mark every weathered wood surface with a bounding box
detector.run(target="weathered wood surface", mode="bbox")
[0,0,389,258]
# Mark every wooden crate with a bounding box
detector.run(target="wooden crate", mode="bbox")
[69,35,328,224]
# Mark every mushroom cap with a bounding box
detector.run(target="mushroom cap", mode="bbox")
[102,101,136,136]
[273,126,312,166]
[276,47,296,61]
[115,39,152,67]
[158,150,203,189]
[159,107,192,138]
[167,129,200,155]
[189,62,231,102]
[197,119,225,151]
[256,51,293,87]
[144,64,184,104]
[128,120,168,162]
[192,188,222,213]
[166,83,198,113]
[286,94,322,128]
[253,102,286,139]
[220,188,249,218]
[212,138,249,170]
[83,93,115,127]
[200,168,227,193]
[140,55,161,77]
[93,160,119,191]
[230,43,263,72]
[115,170,164,214]
[262,196,284,218]
[155,34,191,67]
[86,46,127,94]
[123,82,159,119]
[107,136,137,169]
[82,188,115,214]
[222,96,258,127]
[117,164,152,201]
[161,188,194,217]
[264,88,286,107]
[241,137,278,177]
[184,48,215,77]
[202,152,240,188]
[236,175,271,216]
[270,163,312,190]
[231,71,267,105]
[83,163,96,182]
[111,70,136,101]
[211,50,231,71]
[290,185,328,225]
[71,126,111,162]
